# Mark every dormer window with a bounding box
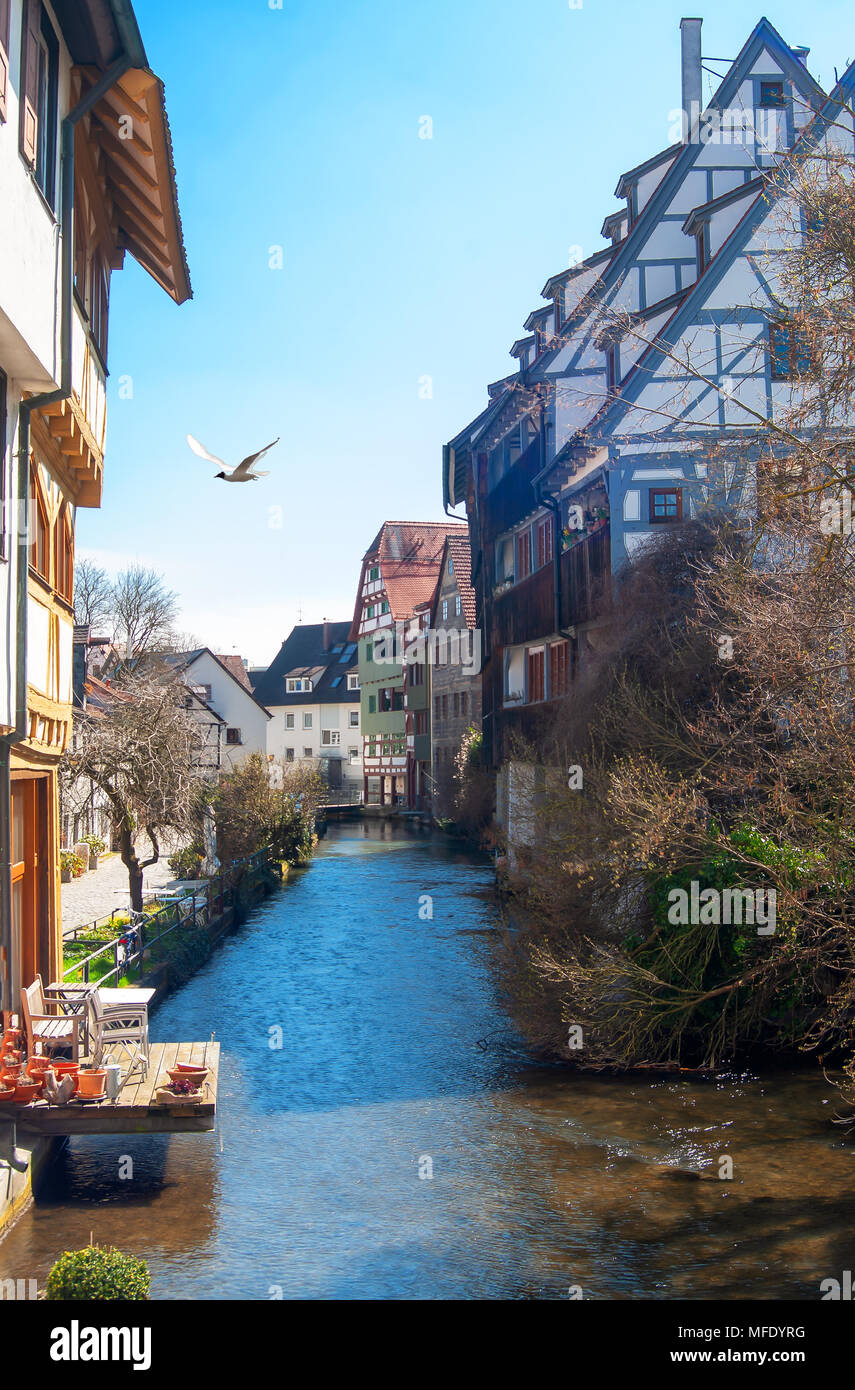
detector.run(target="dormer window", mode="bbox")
[759,81,785,108]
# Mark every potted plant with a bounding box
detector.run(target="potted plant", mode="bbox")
[82,834,106,869]
[73,841,91,872]
[61,850,84,883]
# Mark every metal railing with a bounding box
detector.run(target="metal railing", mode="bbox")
[61,847,273,988]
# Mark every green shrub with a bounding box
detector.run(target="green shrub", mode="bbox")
[82,834,107,857]
[168,845,204,879]
[60,850,84,877]
[46,1245,150,1301]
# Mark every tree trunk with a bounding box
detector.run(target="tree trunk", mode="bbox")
[118,824,145,912]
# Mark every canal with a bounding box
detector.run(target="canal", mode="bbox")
[1,821,853,1299]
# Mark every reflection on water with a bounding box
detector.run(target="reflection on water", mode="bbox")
[0,821,851,1299]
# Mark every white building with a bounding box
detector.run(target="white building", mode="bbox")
[0,0,189,1010]
[251,622,362,791]
[164,649,271,769]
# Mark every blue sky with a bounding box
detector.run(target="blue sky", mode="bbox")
[82,0,852,665]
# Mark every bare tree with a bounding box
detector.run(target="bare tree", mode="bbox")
[73,559,113,631]
[110,565,180,663]
[63,673,205,910]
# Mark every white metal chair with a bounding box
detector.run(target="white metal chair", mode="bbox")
[21,978,81,1062]
[88,988,150,1081]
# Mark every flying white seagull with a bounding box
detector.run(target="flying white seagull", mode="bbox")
[187,433,279,482]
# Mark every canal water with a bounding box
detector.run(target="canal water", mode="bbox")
[1,821,853,1299]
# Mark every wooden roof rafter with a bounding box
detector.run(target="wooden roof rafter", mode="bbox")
[74,64,191,305]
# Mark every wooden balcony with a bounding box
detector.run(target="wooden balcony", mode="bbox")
[490,524,611,648]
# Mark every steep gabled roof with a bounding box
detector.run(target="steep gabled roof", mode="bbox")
[251,622,359,707]
[431,534,477,630]
[354,521,469,631]
[563,57,855,455]
[162,649,272,717]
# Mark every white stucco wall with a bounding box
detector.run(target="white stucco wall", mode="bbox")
[266,699,362,782]
[183,652,270,769]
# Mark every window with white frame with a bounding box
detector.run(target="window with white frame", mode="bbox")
[347,673,359,690]
[321,730,341,746]
[349,746,360,763]
[349,710,359,727]
[287,678,312,692]
[284,713,295,729]
[303,713,312,729]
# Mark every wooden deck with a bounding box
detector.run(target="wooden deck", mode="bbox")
[7,1042,220,1136]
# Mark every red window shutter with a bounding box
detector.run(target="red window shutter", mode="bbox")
[0,0,10,121]
[20,0,40,168]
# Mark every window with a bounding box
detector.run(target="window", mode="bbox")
[0,0,10,123]
[339,644,356,663]
[759,80,785,108]
[455,594,462,618]
[536,517,553,570]
[303,747,312,759]
[349,710,359,727]
[347,673,359,690]
[769,322,810,380]
[226,728,242,746]
[368,695,376,714]
[54,501,73,602]
[303,713,312,729]
[527,648,545,703]
[285,713,295,729]
[349,746,360,764]
[649,488,683,522]
[448,557,454,575]
[380,600,389,615]
[88,252,110,364]
[369,565,379,581]
[366,604,375,619]
[330,676,342,688]
[29,469,48,580]
[516,528,531,580]
[549,640,570,699]
[20,3,59,207]
[453,693,459,717]
[460,691,468,717]
[441,599,448,622]
[284,748,294,762]
[365,642,373,662]
[286,677,312,692]
[435,695,441,718]
[409,659,424,686]
[414,711,427,735]
[442,694,449,718]
[321,730,341,746]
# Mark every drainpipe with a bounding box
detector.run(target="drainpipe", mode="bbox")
[532,397,565,638]
[0,53,134,1018]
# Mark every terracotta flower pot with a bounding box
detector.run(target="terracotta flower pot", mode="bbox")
[1,1064,23,1083]
[77,1069,106,1100]
[27,1057,52,1079]
[0,1086,16,1104]
[13,1080,42,1104]
[168,1066,208,1089]
[53,1061,80,1093]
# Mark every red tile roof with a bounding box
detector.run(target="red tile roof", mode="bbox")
[444,534,477,629]
[355,521,468,631]
[216,654,251,690]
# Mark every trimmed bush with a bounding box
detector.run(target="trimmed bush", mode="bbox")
[46,1244,151,1301]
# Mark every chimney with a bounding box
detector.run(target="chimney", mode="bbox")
[792,45,810,66]
[680,17,703,142]
[322,619,332,653]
